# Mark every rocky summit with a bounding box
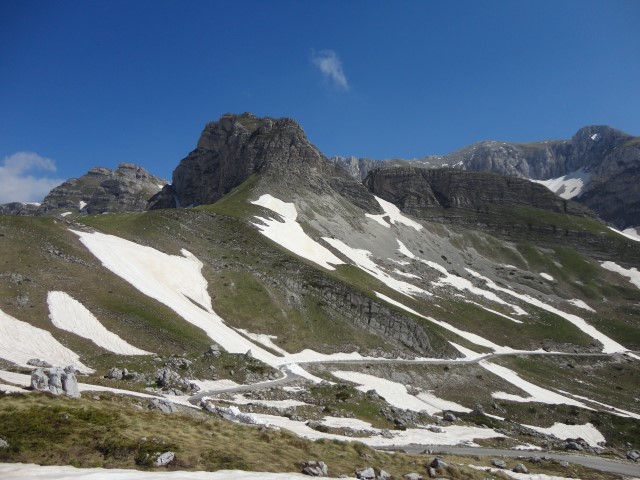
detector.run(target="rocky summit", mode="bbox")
[40,163,167,215]
[148,112,379,213]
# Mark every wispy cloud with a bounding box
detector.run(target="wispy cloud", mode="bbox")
[0,151,64,203]
[311,50,349,91]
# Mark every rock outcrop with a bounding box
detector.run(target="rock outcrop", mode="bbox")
[30,366,81,398]
[148,113,380,213]
[336,126,640,229]
[38,163,166,215]
[363,167,594,218]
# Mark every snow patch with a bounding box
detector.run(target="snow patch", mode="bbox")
[0,308,93,373]
[608,226,640,242]
[480,361,589,408]
[466,269,629,354]
[332,370,470,415]
[398,241,526,316]
[60,211,72,217]
[323,238,431,297]
[567,299,595,312]
[47,291,151,355]
[523,422,605,447]
[375,292,516,354]
[365,196,423,231]
[0,463,328,479]
[79,200,87,210]
[539,273,554,281]
[532,168,590,199]
[601,261,640,289]
[250,194,344,271]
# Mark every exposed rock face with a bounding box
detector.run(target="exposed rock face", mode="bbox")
[149,113,379,213]
[337,126,640,228]
[38,163,166,214]
[363,167,594,217]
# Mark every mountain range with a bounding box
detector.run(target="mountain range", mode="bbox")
[0,113,639,479]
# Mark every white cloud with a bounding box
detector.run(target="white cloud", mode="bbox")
[0,152,64,203]
[311,50,349,91]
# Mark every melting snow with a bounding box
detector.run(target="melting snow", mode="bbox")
[539,273,554,281]
[79,200,87,210]
[236,329,288,356]
[228,394,309,410]
[47,291,151,356]
[608,226,640,243]
[522,422,605,447]
[0,308,93,373]
[365,196,423,231]
[567,299,595,312]
[375,292,517,354]
[322,238,431,297]
[397,241,526,316]
[532,168,590,200]
[479,361,589,408]
[601,261,640,289]
[250,194,344,271]
[332,370,469,415]
[0,463,329,479]
[466,269,629,354]
[60,211,72,217]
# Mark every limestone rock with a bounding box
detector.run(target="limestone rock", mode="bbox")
[491,458,507,469]
[149,398,177,414]
[403,473,423,480]
[30,367,49,390]
[155,451,175,466]
[355,467,376,480]
[62,366,81,398]
[513,463,529,474]
[38,163,167,215]
[107,367,123,379]
[148,113,380,213]
[430,458,448,469]
[48,367,64,395]
[442,412,456,422]
[0,438,8,448]
[301,461,329,477]
[27,358,52,368]
[626,450,640,461]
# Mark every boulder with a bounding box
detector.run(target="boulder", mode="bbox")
[155,451,175,466]
[403,474,423,480]
[491,458,507,469]
[513,463,529,474]
[301,461,329,477]
[627,450,640,462]
[208,344,222,357]
[107,367,123,379]
[564,441,583,451]
[529,455,542,464]
[355,467,376,480]
[430,458,448,469]
[150,398,177,414]
[442,412,456,422]
[62,366,81,398]
[48,367,64,395]
[30,367,49,390]
[378,471,392,480]
[27,358,51,368]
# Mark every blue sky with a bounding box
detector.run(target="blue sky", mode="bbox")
[1,0,639,202]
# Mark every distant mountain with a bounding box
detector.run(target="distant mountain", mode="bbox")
[0,163,167,217]
[333,126,640,229]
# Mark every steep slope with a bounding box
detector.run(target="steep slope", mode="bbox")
[148,113,379,213]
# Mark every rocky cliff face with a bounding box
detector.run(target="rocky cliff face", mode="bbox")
[363,167,594,216]
[337,126,639,229]
[149,113,379,212]
[38,163,166,214]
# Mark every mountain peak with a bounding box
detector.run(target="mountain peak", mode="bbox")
[149,113,378,212]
